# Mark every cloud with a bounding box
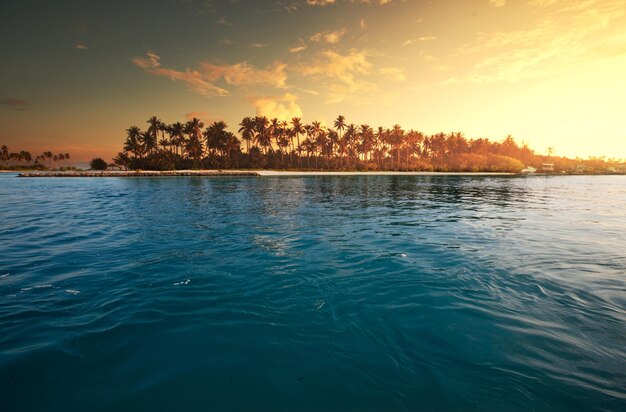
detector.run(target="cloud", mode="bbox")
[132,52,289,96]
[379,67,406,82]
[289,45,307,53]
[310,28,348,44]
[360,18,367,29]
[0,98,30,111]
[249,43,268,48]
[455,0,626,84]
[199,61,288,88]
[216,16,233,26]
[75,44,89,50]
[307,0,396,5]
[131,52,161,69]
[185,111,214,123]
[132,53,228,96]
[296,48,376,103]
[403,36,437,46]
[306,0,336,5]
[527,0,559,6]
[246,93,303,121]
[297,48,371,83]
[489,0,506,7]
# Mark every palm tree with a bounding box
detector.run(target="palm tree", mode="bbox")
[204,121,229,157]
[1,145,8,164]
[124,126,143,159]
[21,151,32,165]
[43,151,53,166]
[110,112,555,172]
[291,117,304,167]
[183,118,205,167]
[254,116,271,154]
[344,124,357,168]
[113,152,131,170]
[224,133,241,166]
[333,115,346,167]
[310,121,323,169]
[358,124,374,162]
[147,116,162,153]
[389,124,404,169]
[269,118,283,166]
[140,131,156,156]
[168,122,185,156]
[301,138,315,168]
[238,117,255,153]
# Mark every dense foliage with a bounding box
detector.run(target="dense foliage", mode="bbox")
[89,158,108,171]
[113,116,625,174]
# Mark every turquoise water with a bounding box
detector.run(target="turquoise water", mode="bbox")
[1,174,625,411]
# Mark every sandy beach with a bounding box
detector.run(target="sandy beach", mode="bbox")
[256,170,515,176]
[17,170,516,177]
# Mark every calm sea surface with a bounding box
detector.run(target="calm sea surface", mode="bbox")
[1,174,625,411]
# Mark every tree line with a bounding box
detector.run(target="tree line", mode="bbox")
[114,115,550,172]
[0,146,72,170]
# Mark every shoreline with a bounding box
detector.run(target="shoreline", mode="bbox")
[16,170,516,178]
[17,170,261,177]
[15,170,626,178]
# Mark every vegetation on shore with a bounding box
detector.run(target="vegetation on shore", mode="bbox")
[0,146,75,171]
[110,115,624,174]
[4,116,624,174]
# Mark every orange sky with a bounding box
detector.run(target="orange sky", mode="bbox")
[1,0,625,161]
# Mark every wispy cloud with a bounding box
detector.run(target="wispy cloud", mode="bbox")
[199,61,288,88]
[454,0,626,84]
[379,67,406,82]
[307,0,396,6]
[0,98,30,111]
[306,0,336,5]
[310,28,347,44]
[131,52,289,96]
[216,16,233,26]
[290,45,307,53]
[219,38,236,46]
[403,36,437,46]
[489,0,506,7]
[527,0,559,7]
[296,48,376,103]
[132,54,212,97]
[289,39,308,53]
[75,44,89,50]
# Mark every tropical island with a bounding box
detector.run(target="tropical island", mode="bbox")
[0,146,74,171]
[107,115,622,174]
[6,115,625,175]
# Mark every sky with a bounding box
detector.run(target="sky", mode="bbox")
[1,0,625,161]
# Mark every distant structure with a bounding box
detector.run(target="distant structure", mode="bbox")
[521,166,537,174]
[542,162,555,172]
[106,163,123,171]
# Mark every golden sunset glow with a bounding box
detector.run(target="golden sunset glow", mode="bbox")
[1,0,625,161]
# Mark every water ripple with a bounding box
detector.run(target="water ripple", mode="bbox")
[0,174,625,410]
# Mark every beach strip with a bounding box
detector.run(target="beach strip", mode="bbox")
[18,170,515,177]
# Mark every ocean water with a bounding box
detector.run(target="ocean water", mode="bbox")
[0,174,625,411]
